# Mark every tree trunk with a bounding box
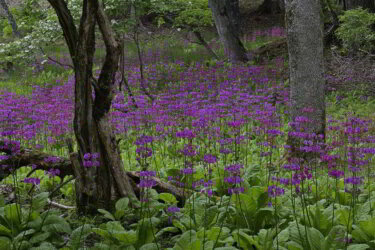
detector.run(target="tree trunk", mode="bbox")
[208,0,248,63]
[0,0,20,37]
[47,0,137,214]
[257,0,285,14]
[285,0,325,140]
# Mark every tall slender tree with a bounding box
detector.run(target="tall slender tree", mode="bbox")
[47,0,137,214]
[208,0,248,63]
[285,0,325,141]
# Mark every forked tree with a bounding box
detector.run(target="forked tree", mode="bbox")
[47,0,136,214]
[208,0,248,63]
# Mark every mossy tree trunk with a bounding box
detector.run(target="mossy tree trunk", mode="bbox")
[208,0,248,63]
[47,0,137,214]
[285,0,325,142]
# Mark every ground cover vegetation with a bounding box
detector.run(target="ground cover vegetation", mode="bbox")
[0,0,375,249]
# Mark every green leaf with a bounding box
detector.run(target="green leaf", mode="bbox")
[159,193,177,204]
[347,244,370,250]
[155,227,179,239]
[0,236,11,250]
[0,224,11,237]
[136,219,157,248]
[5,203,21,227]
[214,247,238,250]
[69,224,93,249]
[358,217,375,238]
[41,215,71,234]
[197,226,230,242]
[140,243,160,250]
[98,209,115,221]
[115,197,130,211]
[30,242,57,250]
[31,192,49,212]
[174,230,197,250]
[30,232,51,244]
[307,227,324,250]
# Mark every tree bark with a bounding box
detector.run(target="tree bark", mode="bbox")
[47,0,137,214]
[208,0,248,63]
[285,0,325,139]
[0,0,20,37]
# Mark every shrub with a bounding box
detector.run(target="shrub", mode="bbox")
[335,7,375,53]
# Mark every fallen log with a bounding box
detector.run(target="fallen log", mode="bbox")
[0,141,187,203]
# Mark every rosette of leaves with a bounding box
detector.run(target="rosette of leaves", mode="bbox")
[0,192,72,250]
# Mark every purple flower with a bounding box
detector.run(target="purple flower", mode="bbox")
[135,135,153,146]
[268,185,285,197]
[328,170,344,178]
[204,154,217,164]
[83,153,91,160]
[344,176,363,185]
[180,168,195,175]
[140,171,156,177]
[24,177,40,185]
[228,187,244,195]
[46,168,60,177]
[138,179,157,188]
[83,160,93,168]
[167,206,180,213]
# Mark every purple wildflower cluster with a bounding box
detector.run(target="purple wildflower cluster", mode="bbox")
[24,177,40,185]
[83,153,100,168]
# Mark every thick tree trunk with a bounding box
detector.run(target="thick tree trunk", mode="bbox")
[285,0,325,138]
[47,0,137,214]
[208,0,248,63]
[257,0,285,14]
[0,0,20,37]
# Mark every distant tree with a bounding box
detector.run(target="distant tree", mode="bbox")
[285,0,325,142]
[344,0,375,12]
[47,0,137,214]
[208,0,248,63]
[0,0,20,37]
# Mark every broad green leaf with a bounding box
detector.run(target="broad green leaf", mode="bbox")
[31,192,49,212]
[69,224,93,249]
[0,224,11,236]
[30,242,57,250]
[358,217,375,238]
[30,232,51,244]
[0,236,11,250]
[347,244,370,250]
[174,230,197,250]
[136,219,158,248]
[159,193,177,204]
[98,209,115,221]
[42,215,71,234]
[5,203,21,227]
[307,227,324,250]
[115,197,130,211]
[197,226,230,242]
[155,227,179,239]
[214,247,238,250]
[140,243,160,250]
